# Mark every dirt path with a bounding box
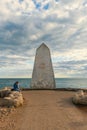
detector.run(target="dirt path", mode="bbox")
[1,90,87,130]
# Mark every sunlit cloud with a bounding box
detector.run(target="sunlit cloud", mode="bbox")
[0,0,87,78]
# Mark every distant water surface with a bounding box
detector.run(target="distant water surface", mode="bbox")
[0,78,87,89]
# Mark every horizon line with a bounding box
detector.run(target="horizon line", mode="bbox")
[0,77,87,79]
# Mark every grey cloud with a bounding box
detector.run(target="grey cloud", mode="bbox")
[0,10,86,53]
[0,0,87,77]
[54,60,87,71]
[53,59,87,77]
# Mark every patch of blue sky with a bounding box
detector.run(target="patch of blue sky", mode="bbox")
[19,0,24,4]
[32,0,41,9]
[36,3,41,9]
[55,0,60,2]
[43,3,49,10]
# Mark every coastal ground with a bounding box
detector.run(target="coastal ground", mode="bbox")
[0,90,87,130]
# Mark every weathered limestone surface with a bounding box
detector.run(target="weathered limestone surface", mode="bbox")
[0,88,11,98]
[0,88,23,107]
[31,43,56,89]
[72,90,87,105]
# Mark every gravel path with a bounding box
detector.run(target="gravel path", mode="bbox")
[0,90,87,130]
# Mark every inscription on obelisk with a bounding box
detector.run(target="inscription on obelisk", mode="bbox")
[31,43,56,89]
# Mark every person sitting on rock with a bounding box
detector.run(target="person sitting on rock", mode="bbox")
[12,81,20,91]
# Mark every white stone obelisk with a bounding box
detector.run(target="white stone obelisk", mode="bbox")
[31,43,56,89]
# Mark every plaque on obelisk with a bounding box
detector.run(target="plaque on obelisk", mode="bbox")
[31,43,56,89]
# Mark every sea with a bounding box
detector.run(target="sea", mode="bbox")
[0,78,87,89]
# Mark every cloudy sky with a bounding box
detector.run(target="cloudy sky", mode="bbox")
[0,0,87,78]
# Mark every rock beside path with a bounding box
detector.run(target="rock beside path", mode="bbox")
[0,106,15,119]
[72,90,87,105]
[0,88,24,107]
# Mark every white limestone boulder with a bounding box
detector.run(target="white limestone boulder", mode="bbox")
[0,87,11,98]
[9,91,24,107]
[0,88,24,107]
[0,97,14,107]
[72,90,87,105]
